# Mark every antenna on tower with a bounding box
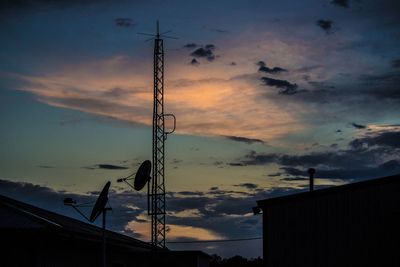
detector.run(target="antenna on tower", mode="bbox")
[156,20,160,38]
[118,21,176,250]
[137,20,179,42]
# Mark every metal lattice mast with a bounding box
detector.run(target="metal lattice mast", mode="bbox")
[151,21,166,248]
[116,21,175,250]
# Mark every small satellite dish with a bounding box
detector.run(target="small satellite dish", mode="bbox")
[90,181,111,222]
[134,160,151,191]
[252,206,261,215]
[63,197,75,206]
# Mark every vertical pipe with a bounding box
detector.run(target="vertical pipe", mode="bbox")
[147,178,150,215]
[102,210,106,267]
[308,168,316,192]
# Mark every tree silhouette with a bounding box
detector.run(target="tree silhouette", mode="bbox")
[210,255,263,267]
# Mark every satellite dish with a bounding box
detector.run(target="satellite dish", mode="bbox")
[63,197,75,206]
[90,181,111,222]
[134,160,151,191]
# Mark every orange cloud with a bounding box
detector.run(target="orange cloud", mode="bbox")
[167,208,203,218]
[12,32,322,142]
[125,220,224,241]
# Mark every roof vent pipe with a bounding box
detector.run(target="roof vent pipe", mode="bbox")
[308,168,316,192]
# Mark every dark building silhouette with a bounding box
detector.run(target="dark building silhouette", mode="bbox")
[255,174,400,267]
[0,194,210,267]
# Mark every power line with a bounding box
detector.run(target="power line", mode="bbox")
[166,237,262,244]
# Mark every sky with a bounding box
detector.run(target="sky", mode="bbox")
[1,0,400,258]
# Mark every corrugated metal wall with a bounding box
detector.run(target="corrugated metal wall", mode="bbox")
[263,178,400,267]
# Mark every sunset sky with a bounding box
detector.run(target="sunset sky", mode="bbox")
[1,0,400,258]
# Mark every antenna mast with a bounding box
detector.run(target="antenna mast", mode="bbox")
[118,21,176,250]
[150,20,175,248]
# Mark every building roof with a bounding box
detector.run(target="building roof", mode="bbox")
[0,194,153,252]
[257,174,400,208]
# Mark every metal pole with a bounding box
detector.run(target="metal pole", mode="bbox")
[102,210,106,267]
[308,168,315,192]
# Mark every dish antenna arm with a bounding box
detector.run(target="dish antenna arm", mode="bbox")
[71,205,91,221]
[118,177,135,190]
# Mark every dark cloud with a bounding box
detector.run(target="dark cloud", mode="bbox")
[391,59,400,68]
[242,149,372,170]
[351,122,367,129]
[316,20,333,34]
[365,68,400,82]
[115,18,135,27]
[240,219,258,225]
[190,58,200,66]
[36,165,54,169]
[240,150,278,165]
[84,164,129,170]
[230,62,237,66]
[281,160,400,180]
[267,173,281,177]
[281,177,309,181]
[0,0,104,11]
[238,129,400,180]
[259,66,287,74]
[308,81,335,90]
[191,48,215,61]
[209,28,229,33]
[205,44,216,50]
[257,61,287,74]
[228,162,246,167]
[171,158,182,165]
[183,43,197,49]
[360,72,400,83]
[213,161,224,167]
[224,135,264,144]
[256,61,265,67]
[295,65,323,73]
[368,85,400,100]
[330,0,349,8]
[207,187,304,216]
[280,167,308,176]
[190,45,216,61]
[103,87,132,98]
[98,164,128,170]
[234,183,258,190]
[277,152,342,167]
[175,191,205,196]
[350,131,400,149]
[261,77,299,95]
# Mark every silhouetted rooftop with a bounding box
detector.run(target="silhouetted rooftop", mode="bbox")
[0,194,153,252]
[257,174,400,208]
